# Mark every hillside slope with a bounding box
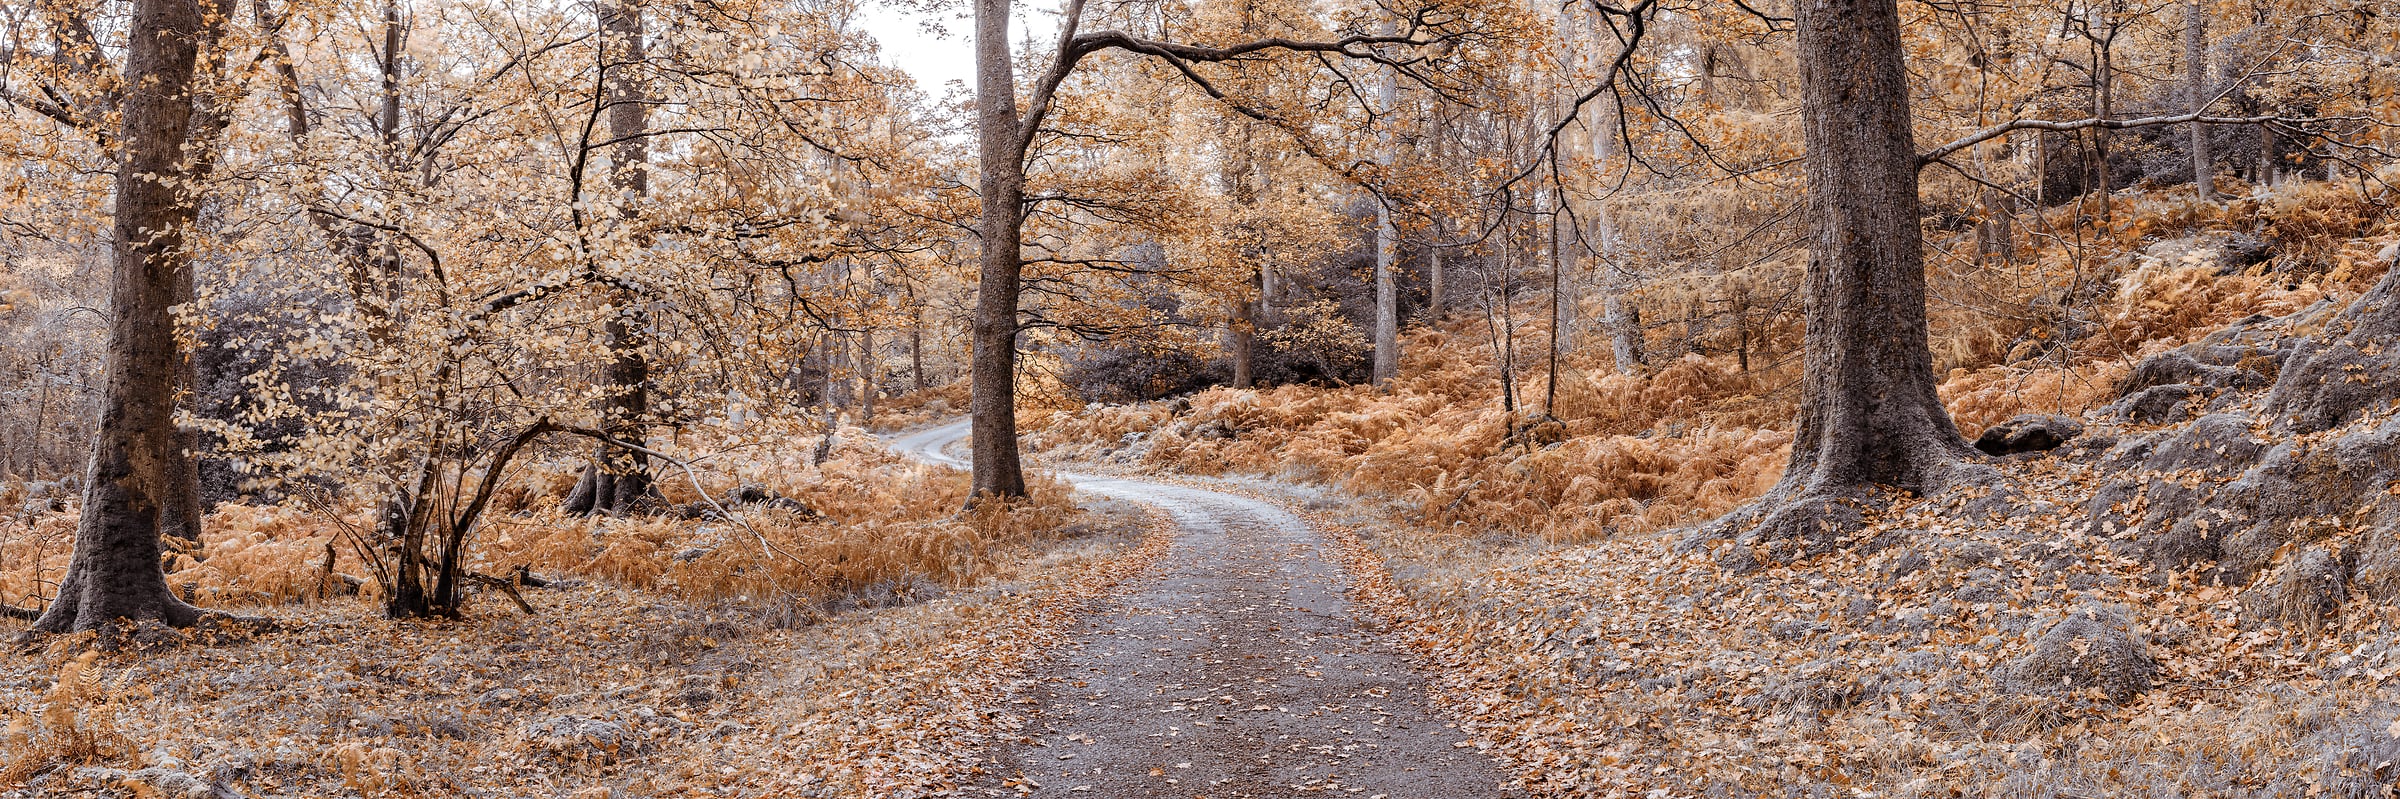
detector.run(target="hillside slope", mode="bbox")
[1024,182,2400,797]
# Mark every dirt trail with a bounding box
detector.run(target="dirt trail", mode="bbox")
[891,422,1518,798]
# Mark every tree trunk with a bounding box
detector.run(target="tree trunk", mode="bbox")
[2258,121,2275,185]
[2185,1,2212,202]
[860,327,877,421]
[1369,30,1402,387]
[1427,245,1444,321]
[1231,290,1256,389]
[1496,229,1518,415]
[1544,197,1562,415]
[1606,294,1642,371]
[1225,117,1259,390]
[1702,0,1984,559]
[575,0,655,515]
[2090,39,2115,221]
[1372,209,1399,386]
[910,290,927,392]
[967,0,1028,501]
[1580,32,1641,375]
[37,0,215,633]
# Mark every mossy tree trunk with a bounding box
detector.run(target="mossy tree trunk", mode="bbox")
[1703,0,1985,557]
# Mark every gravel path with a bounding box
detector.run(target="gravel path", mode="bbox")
[892,422,1519,798]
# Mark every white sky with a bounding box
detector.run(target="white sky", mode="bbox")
[854,2,976,97]
[853,1,1064,99]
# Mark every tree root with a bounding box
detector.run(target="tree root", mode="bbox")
[1690,458,2005,572]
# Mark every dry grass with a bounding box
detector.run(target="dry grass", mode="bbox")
[0,423,1083,622]
[0,431,1152,797]
[0,650,133,783]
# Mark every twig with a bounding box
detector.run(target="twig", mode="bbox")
[465,571,537,614]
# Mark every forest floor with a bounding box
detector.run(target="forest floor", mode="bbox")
[892,422,1521,798]
[0,440,1168,799]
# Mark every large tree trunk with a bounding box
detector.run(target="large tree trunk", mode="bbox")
[967,0,1028,501]
[1701,0,1983,561]
[569,0,656,515]
[2185,1,2212,202]
[37,0,216,632]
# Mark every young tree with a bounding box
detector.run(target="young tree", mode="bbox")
[2184,0,2212,202]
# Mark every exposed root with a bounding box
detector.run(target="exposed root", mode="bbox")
[1692,457,2002,571]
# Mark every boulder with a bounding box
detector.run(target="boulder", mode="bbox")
[2118,350,2268,397]
[2264,250,2400,433]
[2003,604,2158,703]
[1973,413,2084,456]
[2242,546,2348,632]
[2141,231,2276,276]
[2105,383,2212,424]
[519,715,634,762]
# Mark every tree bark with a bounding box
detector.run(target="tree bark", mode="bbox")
[574,0,656,515]
[37,0,217,632]
[1702,0,1983,559]
[967,0,1029,501]
[1580,29,1641,374]
[1426,245,1444,321]
[2185,1,2212,202]
[1368,26,1402,387]
[860,326,877,421]
[910,288,927,392]
[1544,195,1562,415]
[1225,117,1259,390]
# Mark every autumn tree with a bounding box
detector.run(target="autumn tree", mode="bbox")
[14,0,235,631]
[963,0,1513,500]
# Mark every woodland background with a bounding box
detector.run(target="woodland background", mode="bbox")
[2,0,2400,795]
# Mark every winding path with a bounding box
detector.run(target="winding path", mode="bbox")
[891,422,1518,798]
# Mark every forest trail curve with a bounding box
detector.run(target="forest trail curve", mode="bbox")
[890,421,1520,798]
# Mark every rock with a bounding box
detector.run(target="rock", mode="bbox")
[2243,546,2348,632]
[2118,350,2267,397]
[2003,604,2157,703]
[2264,251,2400,432]
[2141,231,2276,276]
[1880,549,1931,584]
[2106,383,2212,424]
[1973,413,2084,455]
[520,715,634,761]
[475,687,533,707]
[676,484,817,520]
[71,767,242,799]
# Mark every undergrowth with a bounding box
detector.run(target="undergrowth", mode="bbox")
[0,425,1083,622]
